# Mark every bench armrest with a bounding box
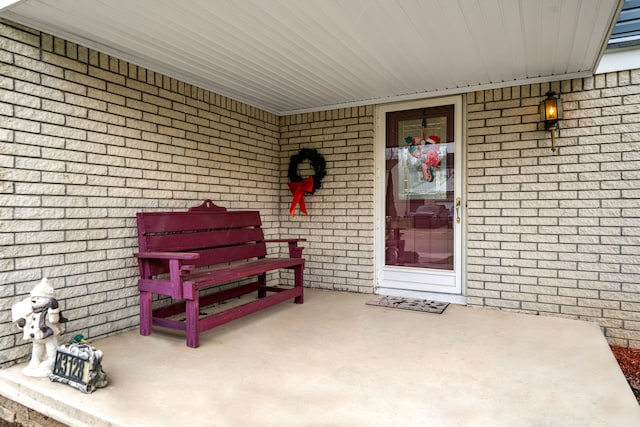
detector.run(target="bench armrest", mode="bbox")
[134,251,200,261]
[265,238,306,258]
[134,251,200,299]
[134,251,199,276]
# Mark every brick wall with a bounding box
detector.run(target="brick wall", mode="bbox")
[0,19,282,364]
[279,109,376,293]
[466,73,640,348]
[0,394,65,427]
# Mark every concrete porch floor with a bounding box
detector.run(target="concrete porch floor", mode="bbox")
[0,288,639,427]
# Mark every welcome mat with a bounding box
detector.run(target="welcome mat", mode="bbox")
[366,296,449,314]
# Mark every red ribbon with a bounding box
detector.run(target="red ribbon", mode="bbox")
[288,176,314,217]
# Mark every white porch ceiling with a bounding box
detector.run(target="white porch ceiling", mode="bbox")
[0,0,622,115]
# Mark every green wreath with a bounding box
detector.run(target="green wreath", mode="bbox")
[288,148,326,194]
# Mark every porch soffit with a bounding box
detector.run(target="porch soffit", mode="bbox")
[0,0,623,115]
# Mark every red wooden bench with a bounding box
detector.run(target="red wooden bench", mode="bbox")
[134,200,305,348]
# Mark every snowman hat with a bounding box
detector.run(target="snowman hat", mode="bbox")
[426,135,440,144]
[30,277,55,299]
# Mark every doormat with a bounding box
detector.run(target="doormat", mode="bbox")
[366,296,449,314]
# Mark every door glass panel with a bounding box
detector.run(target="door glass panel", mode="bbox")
[385,106,455,270]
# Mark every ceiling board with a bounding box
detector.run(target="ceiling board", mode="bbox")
[0,0,622,115]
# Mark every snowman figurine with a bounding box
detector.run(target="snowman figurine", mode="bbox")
[12,278,67,377]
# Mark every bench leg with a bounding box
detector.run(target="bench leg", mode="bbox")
[294,265,304,304]
[257,273,266,298]
[186,295,200,348]
[140,290,153,336]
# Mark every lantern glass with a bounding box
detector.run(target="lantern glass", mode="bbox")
[540,91,561,130]
[545,99,557,120]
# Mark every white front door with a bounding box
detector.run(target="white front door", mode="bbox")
[375,96,465,304]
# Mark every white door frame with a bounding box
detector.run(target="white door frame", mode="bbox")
[374,95,466,304]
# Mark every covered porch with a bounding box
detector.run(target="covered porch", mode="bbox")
[1,1,640,424]
[1,289,638,426]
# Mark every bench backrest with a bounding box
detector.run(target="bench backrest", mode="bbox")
[136,207,267,278]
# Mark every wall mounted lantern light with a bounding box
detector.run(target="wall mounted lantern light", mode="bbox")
[540,90,562,152]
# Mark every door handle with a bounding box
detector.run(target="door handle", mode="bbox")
[455,198,461,224]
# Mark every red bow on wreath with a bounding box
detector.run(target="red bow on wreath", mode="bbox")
[287,148,326,218]
[288,176,314,217]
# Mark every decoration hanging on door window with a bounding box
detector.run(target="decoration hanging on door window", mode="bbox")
[287,148,326,217]
[404,134,442,183]
[398,110,448,201]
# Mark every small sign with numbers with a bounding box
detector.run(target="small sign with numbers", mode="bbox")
[49,343,107,393]
[52,350,90,384]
